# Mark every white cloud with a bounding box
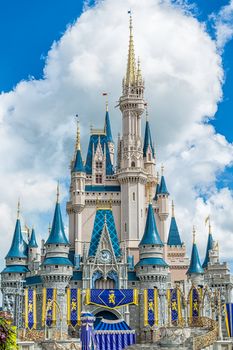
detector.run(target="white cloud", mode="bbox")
[0,0,232,272]
[213,0,233,49]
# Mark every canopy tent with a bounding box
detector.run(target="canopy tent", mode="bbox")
[94,318,136,350]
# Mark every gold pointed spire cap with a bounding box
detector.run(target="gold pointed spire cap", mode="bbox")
[56,181,60,203]
[125,14,136,86]
[172,200,175,217]
[17,198,20,219]
[192,226,196,243]
[75,115,81,152]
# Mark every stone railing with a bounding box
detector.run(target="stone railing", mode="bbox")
[188,317,218,350]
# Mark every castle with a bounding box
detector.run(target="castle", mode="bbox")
[1,16,233,336]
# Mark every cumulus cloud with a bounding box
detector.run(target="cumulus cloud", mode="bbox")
[213,0,233,49]
[0,0,232,271]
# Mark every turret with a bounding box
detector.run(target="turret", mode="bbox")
[143,111,156,176]
[1,201,29,323]
[104,100,114,164]
[186,227,204,286]
[157,166,169,242]
[28,227,39,271]
[166,201,189,282]
[71,119,86,209]
[136,203,169,286]
[202,219,214,269]
[41,184,73,284]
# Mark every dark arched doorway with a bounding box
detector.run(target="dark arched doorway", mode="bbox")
[94,310,118,328]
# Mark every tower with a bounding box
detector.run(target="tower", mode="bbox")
[166,201,189,283]
[136,203,170,327]
[41,186,73,332]
[117,15,147,259]
[157,167,169,243]
[67,119,86,256]
[186,228,204,286]
[28,227,39,271]
[1,201,28,327]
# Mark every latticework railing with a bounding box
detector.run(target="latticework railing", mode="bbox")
[189,317,218,350]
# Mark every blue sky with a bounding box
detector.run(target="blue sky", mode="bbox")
[0,0,232,271]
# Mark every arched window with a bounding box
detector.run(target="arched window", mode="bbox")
[125,222,127,232]
[131,161,135,167]
[133,192,135,201]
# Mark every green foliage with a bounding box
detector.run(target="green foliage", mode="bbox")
[0,317,17,350]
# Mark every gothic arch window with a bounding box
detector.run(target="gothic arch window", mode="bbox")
[133,192,135,201]
[131,161,135,167]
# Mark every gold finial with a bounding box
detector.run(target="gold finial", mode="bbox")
[56,181,60,203]
[125,13,136,86]
[172,200,175,217]
[75,115,81,152]
[161,164,164,176]
[209,217,212,234]
[17,198,20,219]
[192,226,196,243]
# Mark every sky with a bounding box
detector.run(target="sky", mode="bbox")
[0,0,233,273]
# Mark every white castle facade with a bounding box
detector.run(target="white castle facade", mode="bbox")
[1,16,233,338]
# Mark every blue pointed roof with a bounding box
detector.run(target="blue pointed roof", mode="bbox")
[28,228,38,248]
[85,134,114,175]
[73,149,85,173]
[45,202,69,245]
[88,209,121,258]
[139,204,163,246]
[105,110,113,143]
[6,219,28,259]
[167,217,182,246]
[158,175,169,195]
[202,233,214,269]
[153,183,160,201]
[187,242,204,274]
[143,120,155,158]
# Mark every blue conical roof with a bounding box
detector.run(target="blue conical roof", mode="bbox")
[143,121,155,158]
[73,149,85,173]
[28,228,38,248]
[105,111,113,143]
[153,183,160,201]
[46,202,69,245]
[139,204,163,246]
[187,242,204,274]
[167,217,182,246]
[202,233,214,269]
[6,219,28,259]
[158,175,169,195]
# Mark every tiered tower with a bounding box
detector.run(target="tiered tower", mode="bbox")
[117,15,147,260]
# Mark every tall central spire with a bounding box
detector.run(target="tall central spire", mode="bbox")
[125,15,136,87]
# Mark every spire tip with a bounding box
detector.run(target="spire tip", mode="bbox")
[56,181,60,203]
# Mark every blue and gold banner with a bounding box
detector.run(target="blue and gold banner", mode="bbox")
[25,288,37,329]
[85,289,138,309]
[224,303,233,337]
[144,288,159,327]
[42,288,57,327]
[189,286,200,318]
[67,288,81,327]
[168,288,182,323]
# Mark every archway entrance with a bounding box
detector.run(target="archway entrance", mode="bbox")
[94,310,118,328]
